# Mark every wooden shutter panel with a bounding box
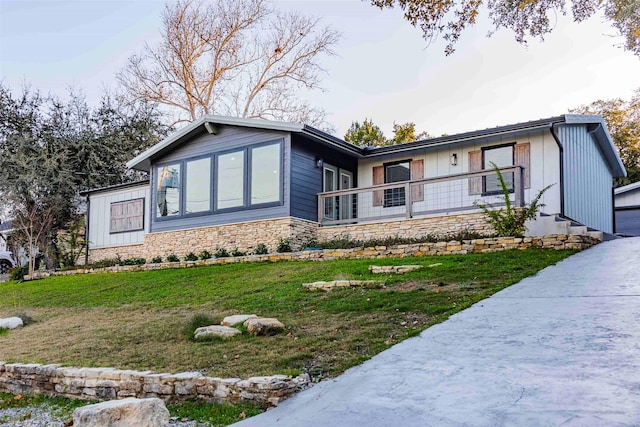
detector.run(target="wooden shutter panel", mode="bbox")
[373,165,384,207]
[514,143,530,189]
[410,159,424,202]
[468,150,482,195]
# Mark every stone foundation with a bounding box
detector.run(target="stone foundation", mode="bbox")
[0,362,309,407]
[89,217,318,263]
[28,234,600,281]
[317,212,492,242]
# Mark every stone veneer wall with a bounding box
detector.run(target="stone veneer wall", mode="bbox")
[89,217,318,263]
[317,212,492,242]
[30,234,600,280]
[0,362,309,407]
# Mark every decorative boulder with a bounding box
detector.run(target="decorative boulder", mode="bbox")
[194,325,241,340]
[221,314,257,326]
[0,317,23,330]
[244,317,285,336]
[72,397,170,427]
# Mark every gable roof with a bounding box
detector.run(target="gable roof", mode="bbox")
[126,114,626,177]
[615,181,640,195]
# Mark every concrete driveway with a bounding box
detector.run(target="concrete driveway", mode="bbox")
[235,237,640,426]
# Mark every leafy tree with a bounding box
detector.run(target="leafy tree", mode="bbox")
[570,89,640,184]
[118,0,340,126]
[345,118,433,146]
[371,0,640,56]
[344,118,387,146]
[0,84,170,271]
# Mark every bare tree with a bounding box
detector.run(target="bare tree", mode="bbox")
[118,0,340,126]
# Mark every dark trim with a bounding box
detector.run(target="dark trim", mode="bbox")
[109,198,146,234]
[382,159,412,208]
[612,185,616,233]
[481,143,515,196]
[183,155,214,215]
[84,196,90,265]
[80,180,149,196]
[549,124,565,217]
[615,204,640,211]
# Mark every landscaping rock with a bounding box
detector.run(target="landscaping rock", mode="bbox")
[369,265,423,274]
[0,317,23,330]
[244,317,285,336]
[221,314,257,326]
[72,397,170,427]
[194,325,241,340]
[303,280,384,291]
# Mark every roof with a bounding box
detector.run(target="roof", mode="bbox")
[79,180,150,196]
[615,181,640,195]
[126,115,361,171]
[125,114,626,177]
[0,220,13,233]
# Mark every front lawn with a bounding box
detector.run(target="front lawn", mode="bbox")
[0,249,573,381]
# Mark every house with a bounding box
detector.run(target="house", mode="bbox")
[82,114,625,263]
[0,220,13,253]
[615,182,640,236]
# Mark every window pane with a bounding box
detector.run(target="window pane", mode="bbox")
[185,158,211,213]
[384,162,410,207]
[484,146,514,193]
[251,144,281,205]
[156,164,180,217]
[217,151,244,209]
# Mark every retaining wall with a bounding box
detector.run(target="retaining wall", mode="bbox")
[27,234,600,281]
[0,362,309,407]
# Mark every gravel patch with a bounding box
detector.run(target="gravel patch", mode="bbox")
[0,404,212,427]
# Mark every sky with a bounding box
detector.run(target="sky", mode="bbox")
[1,0,639,138]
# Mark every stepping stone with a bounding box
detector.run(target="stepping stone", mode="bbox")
[194,325,241,340]
[221,314,257,326]
[369,265,423,274]
[72,397,170,427]
[0,317,23,329]
[303,280,384,291]
[244,317,285,336]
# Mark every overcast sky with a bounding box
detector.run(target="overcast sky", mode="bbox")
[1,0,639,137]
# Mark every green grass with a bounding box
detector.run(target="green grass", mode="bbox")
[0,249,574,425]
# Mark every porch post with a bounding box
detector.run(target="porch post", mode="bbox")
[317,194,324,226]
[405,182,412,219]
[514,166,524,207]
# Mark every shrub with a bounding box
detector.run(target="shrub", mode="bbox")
[183,313,223,341]
[215,248,230,258]
[476,163,553,237]
[120,257,146,266]
[184,252,198,262]
[276,238,292,253]
[302,238,321,249]
[9,264,28,281]
[199,250,212,260]
[166,254,180,263]
[231,248,247,257]
[88,257,121,269]
[57,217,88,269]
[151,256,163,264]
[253,243,269,255]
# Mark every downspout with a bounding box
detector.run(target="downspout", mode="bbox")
[549,123,565,217]
[84,195,90,265]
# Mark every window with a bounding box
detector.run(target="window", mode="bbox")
[156,163,180,217]
[111,199,144,233]
[185,158,211,214]
[384,161,410,207]
[483,144,514,194]
[250,143,281,205]
[217,150,245,210]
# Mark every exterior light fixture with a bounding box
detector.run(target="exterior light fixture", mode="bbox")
[316,157,324,168]
[450,153,458,166]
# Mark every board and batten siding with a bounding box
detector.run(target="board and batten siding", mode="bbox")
[88,185,150,248]
[559,124,615,233]
[150,126,291,233]
[356,130,561,220]
[290,135,358,222]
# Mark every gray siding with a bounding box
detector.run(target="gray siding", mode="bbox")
[290,135,358,222]
[150,126,291,233]
[559,124,614,233]
[615,208,640,236]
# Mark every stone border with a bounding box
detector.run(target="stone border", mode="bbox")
[0,362,309,407]
[24,234,601,281]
